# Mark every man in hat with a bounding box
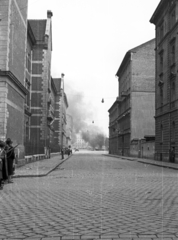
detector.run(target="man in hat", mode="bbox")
[5,138,15,183]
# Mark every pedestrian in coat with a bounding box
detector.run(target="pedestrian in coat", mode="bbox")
[0,140,8,185]
[5,138,15,183]
[170,147,175,163]
[0,158,3,190]
[61,148,64,160]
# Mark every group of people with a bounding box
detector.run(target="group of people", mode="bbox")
[0,138,15,190]
[61,146,72,159]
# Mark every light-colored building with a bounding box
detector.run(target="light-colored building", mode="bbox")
[109,39,155,157]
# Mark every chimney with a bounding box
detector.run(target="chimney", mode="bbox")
[47,10,53,18]
[61,73,65,91]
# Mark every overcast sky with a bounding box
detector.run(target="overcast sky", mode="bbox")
[28,0,160,136]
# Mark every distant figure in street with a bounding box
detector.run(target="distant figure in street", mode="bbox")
[61,148,64,160]
[170,147,175,163]
[67,147,70,156]
[5,138,15,183]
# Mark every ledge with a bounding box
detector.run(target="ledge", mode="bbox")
[0,70,28,95]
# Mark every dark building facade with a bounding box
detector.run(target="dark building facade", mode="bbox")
[0,0,28,160]
[109,39,155,157]
[150,0,178,162]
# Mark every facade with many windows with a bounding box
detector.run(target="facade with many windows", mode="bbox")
[150,0,178,162]
[0,0,28,160]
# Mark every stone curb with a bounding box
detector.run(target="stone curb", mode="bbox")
[13,155,72,178]
[104,154,178,170]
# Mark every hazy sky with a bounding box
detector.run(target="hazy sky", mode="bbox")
[28,0,160,136]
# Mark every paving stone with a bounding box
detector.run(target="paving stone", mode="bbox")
[1,154,178,239]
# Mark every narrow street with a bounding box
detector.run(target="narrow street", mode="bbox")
[0,151,178,240]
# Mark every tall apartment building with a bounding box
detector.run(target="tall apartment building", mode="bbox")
[150,0,178,162]
[0,0,28,159]
[26,11,53,156]
[53,75,69,151]
[109,39,155,156]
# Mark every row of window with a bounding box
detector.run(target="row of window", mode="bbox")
[159,40,176,75]
[160,121,175,142]
[158,5,176,42]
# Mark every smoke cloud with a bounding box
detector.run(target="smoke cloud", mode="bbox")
[65,82,106,146]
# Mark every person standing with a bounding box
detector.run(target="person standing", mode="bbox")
[0,140,8,185]
[0,158,3,190]
[61,147,64,160]
[170,147,175,163]
[5,138,15,183]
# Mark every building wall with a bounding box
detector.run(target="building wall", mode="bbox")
[108,101,119,155]
[30,17,52,155]
[0,0,9,70]
[117,58,131,156]
[8,0,28,83]
[114,39,155,157]
[0,0,28,160]
[130,140,155,159]
[131,39,155,141]
[131,92,155,140]
[152,0,178,162]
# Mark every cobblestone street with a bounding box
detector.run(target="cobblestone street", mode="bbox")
[1,152,178,240]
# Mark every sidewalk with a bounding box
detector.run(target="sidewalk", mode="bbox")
[105,154,178,170]
[13,154,71,178]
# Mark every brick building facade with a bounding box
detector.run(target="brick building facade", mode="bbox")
[150,0,178,162]
[109,39,155,157]
[26,11,53,156]
[0,3,70,162]
[0,0,28,159]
